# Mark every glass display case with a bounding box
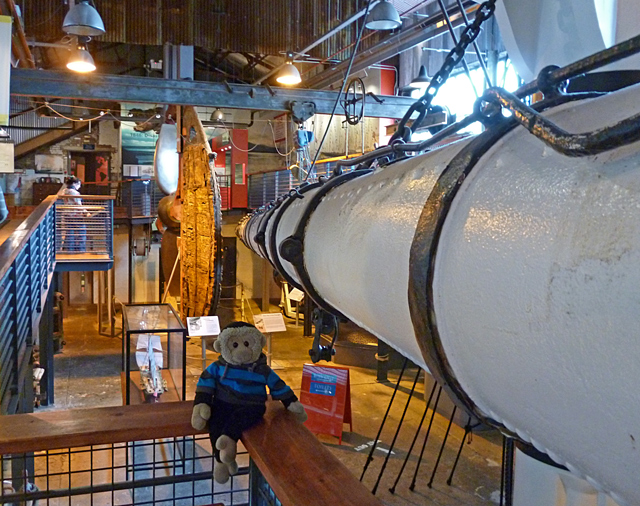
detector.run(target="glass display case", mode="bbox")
[121,303,187,404]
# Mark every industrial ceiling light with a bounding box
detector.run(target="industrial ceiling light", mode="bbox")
[62,0,106,37]
[210,108,225,122]
[67,39,96,73]
[365,0,402,30]
[410,65,430,89]
[276,52,301,85]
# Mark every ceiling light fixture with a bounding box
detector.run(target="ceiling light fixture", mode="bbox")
[276,52,301,86]
[410,65,430,89]
[62,0,106,37]
[210,108,225,122]
[66,39,96,73]
[365,0,402,30]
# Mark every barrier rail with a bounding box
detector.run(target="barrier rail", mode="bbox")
[0,402,383,506]
[0,194,115,413]
[0,196,56,414]
[247,166,343,209]
[55,195,114,262]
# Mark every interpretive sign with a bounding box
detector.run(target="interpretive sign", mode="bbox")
[253,313,286,333]
[186,316,220,337]
[300,364,352,443]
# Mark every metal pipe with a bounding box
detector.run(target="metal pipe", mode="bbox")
[238,82,640,505]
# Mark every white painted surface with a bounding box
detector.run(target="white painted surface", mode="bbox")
[303,144,468,367]
[154,124,179,195]
[494,0,640,82]
[513,449,620,506]
[435,84,640,505]
[243,83,640,505]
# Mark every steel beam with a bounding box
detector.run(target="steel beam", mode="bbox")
[303,1,475,90]
[10,69,416,119]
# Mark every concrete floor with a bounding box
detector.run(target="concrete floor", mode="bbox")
[42,300,504,506]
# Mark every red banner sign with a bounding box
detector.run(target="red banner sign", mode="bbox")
[300,364,352,444]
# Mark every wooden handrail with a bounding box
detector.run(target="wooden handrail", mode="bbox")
[0,401,384,506]
[245,402,385,506]
[0,194,56,281]
[57,194,116,201]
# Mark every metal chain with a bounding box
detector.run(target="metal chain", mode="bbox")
[390,0,497,144]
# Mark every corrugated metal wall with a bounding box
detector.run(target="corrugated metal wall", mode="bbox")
[8,97,75,146]
[22,0,385,59]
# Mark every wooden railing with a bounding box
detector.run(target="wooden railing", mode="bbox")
[0,401,383,506]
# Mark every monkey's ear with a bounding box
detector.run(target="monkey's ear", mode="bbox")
[213,338,222,352]
[260,334,267,348]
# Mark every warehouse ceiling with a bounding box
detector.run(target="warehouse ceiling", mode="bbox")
[14,0,464,86]
[4,0,491,154]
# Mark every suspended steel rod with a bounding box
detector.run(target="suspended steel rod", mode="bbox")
[372,368,423,495]
[427,405,457,488]
[389,380,439,494]
[409,386,442,490]
[454,0,493,88]
[436,0,479,98]
[500,436,515,506]
[360,356,409,481]
[446,416,473,486]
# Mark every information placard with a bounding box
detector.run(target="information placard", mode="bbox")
[288,287,305,302]
[300,364,352,443]
[253,313,286,333]
[186,316,220,336]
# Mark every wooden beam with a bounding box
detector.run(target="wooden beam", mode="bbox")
[14,121,87,158]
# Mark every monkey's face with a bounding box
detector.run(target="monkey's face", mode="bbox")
[215,328,265,365]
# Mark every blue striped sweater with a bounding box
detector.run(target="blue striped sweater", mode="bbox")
[194,354,297,407]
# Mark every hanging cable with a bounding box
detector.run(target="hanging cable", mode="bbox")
[304,0,375,182]
[267,120,296,156]
[214,119,268,153]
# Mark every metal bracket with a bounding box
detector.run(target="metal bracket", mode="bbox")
[309,309,337,363]
[289,101,316,123]
[366,92,385,104]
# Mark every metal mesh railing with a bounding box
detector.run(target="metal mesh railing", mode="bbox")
[247,165,347,209]
[247,171,294,209]
[55,195,114,259]
[216,175,231,210]
[0,435,250,506]
[119,180,165,219]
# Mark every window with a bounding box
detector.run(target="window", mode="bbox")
[410,60,521,141]
[234,163,245,185]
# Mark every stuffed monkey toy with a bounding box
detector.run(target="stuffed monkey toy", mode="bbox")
[191,321,308,483]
